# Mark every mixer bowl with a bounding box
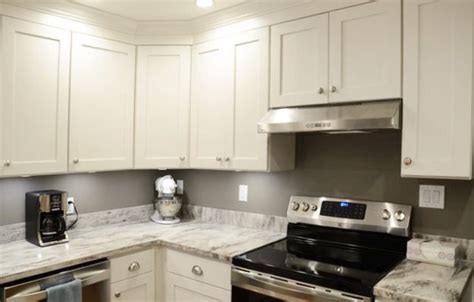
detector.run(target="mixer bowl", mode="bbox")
[156,196,182,219]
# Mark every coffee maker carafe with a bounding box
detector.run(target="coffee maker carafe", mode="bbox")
[25,190,69,247]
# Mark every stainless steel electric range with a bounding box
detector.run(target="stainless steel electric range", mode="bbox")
[231,196,412,301]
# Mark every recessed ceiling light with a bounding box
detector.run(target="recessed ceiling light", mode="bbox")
[196,0,214,8]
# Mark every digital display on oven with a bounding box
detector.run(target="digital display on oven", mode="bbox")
[320,201,366,220]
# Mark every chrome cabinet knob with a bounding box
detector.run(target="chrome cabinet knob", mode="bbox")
[191,265,203,276]
[4,160,11,167]
[216,156,222,161]
[403,157,412,166]
[292,202,300,211]
[73,158,79,164]
[114,292,121,298]
[225,157,230,162]
[179,156,186,161]
[382,209,391,220]
[128,261,140,272]
[394,211,406,222]
[330,86,337,93]
[318,87,324,94]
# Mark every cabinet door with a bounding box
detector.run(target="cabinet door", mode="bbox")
[328,0,401,103]
[166,272,231,302]
[111,272,155,302]
[1,17,70,176]
[402,0,473,179]
[270,14,329,108]
[226,28,270,171]
[69,34,135,172]
[135,46,190,169]
[190,39,233,169]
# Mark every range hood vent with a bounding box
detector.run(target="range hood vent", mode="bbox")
[257,100,401,134]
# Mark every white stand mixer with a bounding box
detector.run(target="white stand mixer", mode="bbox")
[150,175,182,224]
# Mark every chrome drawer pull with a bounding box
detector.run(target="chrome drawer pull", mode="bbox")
[191,265,203,276]
[128,261,140,272]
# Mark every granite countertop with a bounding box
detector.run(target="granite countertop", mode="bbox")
[374,259,472,301]
[0,219,285,284]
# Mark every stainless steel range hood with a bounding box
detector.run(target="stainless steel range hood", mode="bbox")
[257,100,401,134]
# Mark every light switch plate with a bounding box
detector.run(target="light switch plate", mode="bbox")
[419,185,445,209]
[239,185,248,202]
[177,180,184,195]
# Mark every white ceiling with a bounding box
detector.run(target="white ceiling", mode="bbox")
[69,0,249,21]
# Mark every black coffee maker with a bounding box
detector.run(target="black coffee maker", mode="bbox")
[25,190,69,247]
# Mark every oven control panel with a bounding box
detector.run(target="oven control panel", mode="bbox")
[287,196,412,237]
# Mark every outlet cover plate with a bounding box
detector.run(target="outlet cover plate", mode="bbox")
[419,185,445,209]
[239,185,248,202]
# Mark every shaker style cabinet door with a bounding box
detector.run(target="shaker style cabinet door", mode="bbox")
[135,46,191,169]
[1,17,70,176]
[190,39,233,169]
[401,0,473,179]
[69,33,135,172]
[270,14,329,108]
[165,272,231,302]
[328,0,401,103]
[111,272,155,302]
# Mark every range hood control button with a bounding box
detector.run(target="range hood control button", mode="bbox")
[382,209,391,220]
[311,204,318,211]
[394,211,406,222]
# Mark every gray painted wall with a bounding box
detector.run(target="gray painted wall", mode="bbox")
[0,170,158,225]
[170,133,474,239]
[1,133,473,239]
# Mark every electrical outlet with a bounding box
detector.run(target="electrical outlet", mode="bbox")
[177,180,184,195]
[67,197,75,215]
[419,185,445,209]
[239,185,248,202]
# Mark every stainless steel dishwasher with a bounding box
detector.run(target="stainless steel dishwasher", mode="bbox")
[0,259,110,302]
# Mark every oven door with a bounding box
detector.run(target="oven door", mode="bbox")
[231,267,370,302]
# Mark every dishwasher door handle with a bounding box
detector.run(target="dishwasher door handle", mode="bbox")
[6,267,110,302]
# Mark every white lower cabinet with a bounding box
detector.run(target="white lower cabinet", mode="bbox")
[110,249,155,302]
[163,249,231,302]
[165,272,231,302]
[112,272,155,302]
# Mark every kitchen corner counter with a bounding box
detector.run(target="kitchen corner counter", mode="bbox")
[0,220,285,284]
[374,259,472,302]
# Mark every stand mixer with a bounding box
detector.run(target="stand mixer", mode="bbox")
[150,175,182,224]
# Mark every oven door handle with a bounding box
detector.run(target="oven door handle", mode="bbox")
[232,268,367,302]
[5,268,110,302]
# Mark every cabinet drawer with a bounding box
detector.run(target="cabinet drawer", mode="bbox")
[111,249,154,283]
[166,249,231,290]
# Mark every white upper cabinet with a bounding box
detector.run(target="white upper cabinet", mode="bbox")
[69,34,135,172]
[328,0,401,103]
[190,28,295,171]
[270,14,329,108]
[1,17,70,176]
[402,0,473,179]
[190,39,234,169]
[135,46,191,169]
[270,1,401,107]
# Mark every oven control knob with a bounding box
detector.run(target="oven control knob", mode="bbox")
[302,202,310,212]
[311,204,318,211]
[394,210,406,222]
[292,202,300,211]
[382,209,391,220]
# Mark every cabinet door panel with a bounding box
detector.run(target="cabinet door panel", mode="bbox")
[402,0,473,179]
[111,272,155,302]
[329,0,401,103]
[227,28,269,170]
[69,34,135,172]
[270,14,329,107]
[135,46,190,169]
[166,272,231,302]
[1,17,70,176]
[190,40,233,169]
